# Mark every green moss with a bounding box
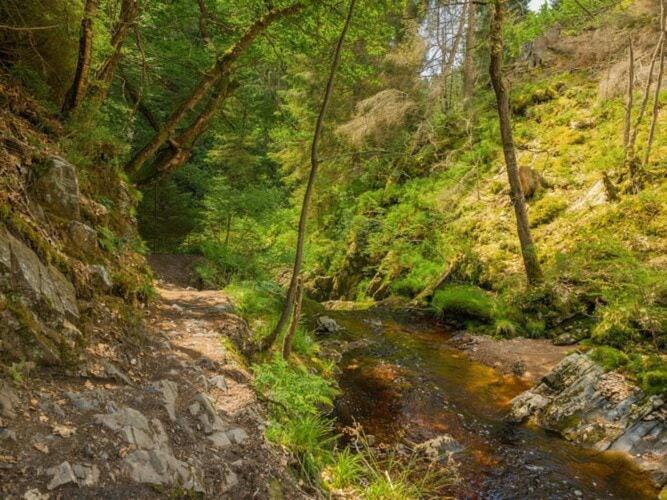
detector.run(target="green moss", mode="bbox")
[431,285,494,322]
[640,370,667,396]
[529,194,568,227]
[588,346,630,371]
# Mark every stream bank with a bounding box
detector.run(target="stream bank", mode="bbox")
[320,308,663,498]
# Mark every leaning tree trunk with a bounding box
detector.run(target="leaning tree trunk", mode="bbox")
[94,0,138,102]
[261,0,357,352]
[62,0,98,114]
[133,78,238,186]
[124,2,304,177]
[489,0,542,285]
[463,0,476,102]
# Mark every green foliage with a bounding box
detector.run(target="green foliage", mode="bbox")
[253,355,339,417]
[322,449,364,490]
[588,346,630,371]
[530,195,568,227]
[494,318,518,337]
[640,370,667,396]
[431,285,495,322]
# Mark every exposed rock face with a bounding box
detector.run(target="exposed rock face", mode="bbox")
[68,221,98,254]
[33,157,80,219]
[0,224,78,319]
[509,353,666,487]
[89,264,113,291]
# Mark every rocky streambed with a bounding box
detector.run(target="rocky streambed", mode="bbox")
[325,310,665,498]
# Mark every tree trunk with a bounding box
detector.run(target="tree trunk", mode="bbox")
[94,0,138,102]
[133,78,237,186]
[489,0,542,285]
[642,0,666,168]
[196,0,211,45]
[282,278,303,359]
[463,0,476,102]
[124,2,304,177]
[62,0,98,114]
[261,0,357,351]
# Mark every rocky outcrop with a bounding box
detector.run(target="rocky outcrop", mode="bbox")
[33,157,80,220]
[0,224,78,319]
[509,353,666,487]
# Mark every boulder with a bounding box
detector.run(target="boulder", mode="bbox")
[68,221,97,254]
[33,157,80,219]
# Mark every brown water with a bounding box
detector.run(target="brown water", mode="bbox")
[332,310,658,499]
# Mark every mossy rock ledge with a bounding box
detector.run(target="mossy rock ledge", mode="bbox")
[508,353,666,488]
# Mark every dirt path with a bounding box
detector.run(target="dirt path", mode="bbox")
[0,256,302,499]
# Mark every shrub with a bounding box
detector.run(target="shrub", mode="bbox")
[431,285,494,322]
[588,346,629,371]
[494,318,518,337]
[640,370,667,396]
[591,303,642,348]
[525,318,547,338]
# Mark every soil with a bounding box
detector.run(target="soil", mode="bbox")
[0,256,305,499]
[447,331,578,383]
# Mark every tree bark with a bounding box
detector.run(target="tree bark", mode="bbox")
[623,40,634,150]
[489,0,542,285]
[124,2,304,177]
[133,78,237,186]
[94,0,138,102]
[261,0,357,351]
[282,278,302,359]
[62,0,98,114]
[196,0,211,45]
[642,0,666,168]
[463,0,476,102]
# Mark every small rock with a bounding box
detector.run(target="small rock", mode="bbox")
[152,380,178,421]
[23,489,49,500]
[72,464,100,487]
[226,428,248,444]
[315,316,342,334]
[553,333,578,346]
[415,434,462,462]
[0,381,20,419]
[0,428,17,441]
[101,361,132,385]
[209,375,228,392]
[51,424,76,438]
[68,221,97,254]
[89,265,113,291]
[208,431,232,448]
[46,461,77,490]
[34,442,49,454]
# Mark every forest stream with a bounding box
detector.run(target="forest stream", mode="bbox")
[330,311,659,499]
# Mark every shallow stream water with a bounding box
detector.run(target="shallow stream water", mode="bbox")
[331,310,658,499]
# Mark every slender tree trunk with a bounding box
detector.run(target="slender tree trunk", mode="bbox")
[124,2,304,177]
[463,0,475,102]
[623,40,634,150]
[196,0,211,45]
[224,213,232,248]
[133,78,237,186]
[489,0,542,285]
[282,278,303,359]
[261,0,357,351]
[94,0,138,102]
[62,0,98,114]
[642,0,666,168]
